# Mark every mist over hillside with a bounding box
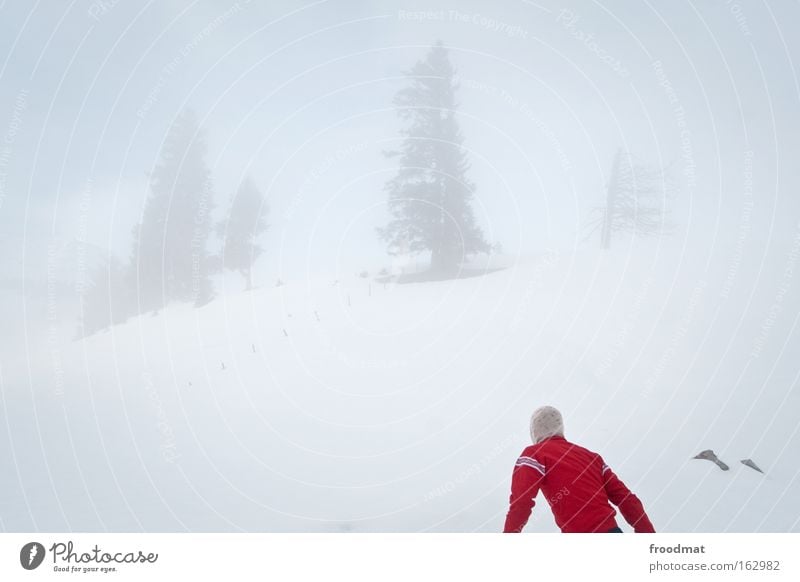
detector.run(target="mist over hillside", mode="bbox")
[1,0,799,533]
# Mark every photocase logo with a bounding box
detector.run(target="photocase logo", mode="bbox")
[20,542,46,570]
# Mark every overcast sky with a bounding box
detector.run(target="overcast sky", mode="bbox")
[1,0,799,281]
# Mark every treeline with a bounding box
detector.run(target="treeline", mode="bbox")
[79,111,268,337]
[78,42,677,336]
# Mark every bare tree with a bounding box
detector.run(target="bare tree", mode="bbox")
[588,149,674,249]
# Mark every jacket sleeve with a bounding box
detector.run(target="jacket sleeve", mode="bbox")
[601,461,655,533]
[503,454,545,533]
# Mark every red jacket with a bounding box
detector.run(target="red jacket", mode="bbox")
[503,436,655,533]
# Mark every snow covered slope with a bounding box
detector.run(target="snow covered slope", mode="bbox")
[2,249,798,532]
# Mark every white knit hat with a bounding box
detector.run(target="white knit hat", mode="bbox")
[530,406,564,443]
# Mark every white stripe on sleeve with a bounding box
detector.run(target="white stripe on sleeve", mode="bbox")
[515,456,546,475]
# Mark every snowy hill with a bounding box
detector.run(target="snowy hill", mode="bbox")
[1,248,798,532]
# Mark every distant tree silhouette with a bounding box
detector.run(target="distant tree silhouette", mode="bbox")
[217,177,269,290]
[79,257,129,337]
[588,149,674,249]
[379,41,489,275]
[129,110,216,312]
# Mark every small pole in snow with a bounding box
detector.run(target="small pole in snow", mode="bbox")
[221,362,226,370]
[314,310,320,322]
[282,328,289,337]
[252,343,256,353]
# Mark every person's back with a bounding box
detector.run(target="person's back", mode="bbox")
[503,406,655,533]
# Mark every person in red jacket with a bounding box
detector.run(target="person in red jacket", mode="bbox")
[503,406,655,533]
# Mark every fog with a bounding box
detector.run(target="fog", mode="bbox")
[1,0,799,532]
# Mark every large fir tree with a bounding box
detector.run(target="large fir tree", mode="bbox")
[129,110,215,312]
[379,42,489,274]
